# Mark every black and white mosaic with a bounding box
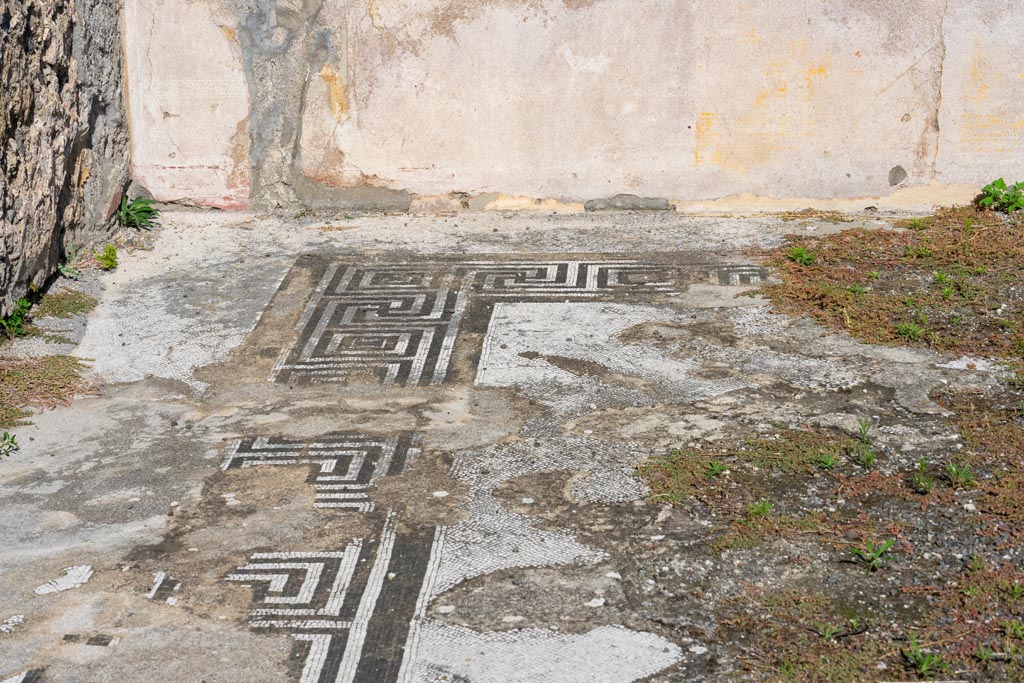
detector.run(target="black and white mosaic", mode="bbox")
[226,515,439,683]
[221,434,420,511]
[0,671,44,683]
[271,259,678,386]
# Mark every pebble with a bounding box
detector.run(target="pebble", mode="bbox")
[585,597,605,608]
[432,490,449,498]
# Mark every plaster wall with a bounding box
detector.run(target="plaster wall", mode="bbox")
[123,0,1024,211]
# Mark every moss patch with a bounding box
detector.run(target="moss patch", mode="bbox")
[34,289,97,319]
[756,206,1024,363]
[0,355,93,428]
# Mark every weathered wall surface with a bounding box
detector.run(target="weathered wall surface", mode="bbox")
[0,0,130,315]
[124,0,1024,211]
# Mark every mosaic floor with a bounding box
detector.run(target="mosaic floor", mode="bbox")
[17,241,944,682]
[219,255,716,682]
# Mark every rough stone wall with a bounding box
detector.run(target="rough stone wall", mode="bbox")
[123,0,1024,212]
[0,0,129,316]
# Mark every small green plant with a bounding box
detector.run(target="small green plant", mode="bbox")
[853,418,877,468]
[846,284,867,295]
[1004,620,1024,640]
[945,461,976,489]
[963,585,982,598]
[816,453,838,470]
[117,196,160,229]
[867,270,880,280]
[902,634,946,678]
[58,245,81,279]
[1,298,33,340]
[905,217,928,230]
[747,500,774,517]
[941,285,954,301]
[974,643,996,662]
[1003,582,1024,600]
[787,246,815,266]
[95,244,118,270]
[851,538,895,572]
[0,432,18,457]
[978,178,1024,213]
[813,622,843,640]
[706,460,727,478]
[933,271,951,285]
[911,459,934,494]
[896,321,924,341]
[857,418,871,444]
[904,243,933,259]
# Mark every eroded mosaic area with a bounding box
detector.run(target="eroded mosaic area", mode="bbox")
[221,434,420,511]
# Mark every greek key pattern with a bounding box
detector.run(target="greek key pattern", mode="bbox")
[225,517,441,683]
[271,260,676,386]
[220,434,420,511]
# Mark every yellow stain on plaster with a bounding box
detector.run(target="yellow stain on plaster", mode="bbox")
[695,38,839,174]
[220,26,236,42]
[958,40,1024,152]
[369,0,384,30]
[694,111,717,166]
[318,63,349,124]
[483,195,585,213]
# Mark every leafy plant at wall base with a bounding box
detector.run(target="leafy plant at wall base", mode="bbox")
[0,432,18,457]
[95,245,118,270]
[117,196,160,229]
[1,299,32,339]
[978,178,1024,213]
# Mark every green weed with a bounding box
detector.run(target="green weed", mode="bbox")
[58,245,81,279]
[896,321,924,341]
[911,459,934,494]
[813,622,843,640]
[902,634,946,678]
[117,196,160,229]
[846,284,867,295]
[706,460,727,478]
[747,500,774,518]
[945,462,976,489]
[0,431,18,457]
[1004,620,1024,640]
[1,299,32,340]
[850,539,895,572]
[95,245,118,270]
[787,246,815,267]
[978,178,1024,213]
[816,453,837,470]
